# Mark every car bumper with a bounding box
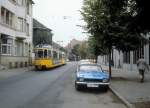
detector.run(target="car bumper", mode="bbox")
[75,81,110,88]
[76,81,109,85]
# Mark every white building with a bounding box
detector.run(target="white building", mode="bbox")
[98,37,150,71]
[0,0,34,69]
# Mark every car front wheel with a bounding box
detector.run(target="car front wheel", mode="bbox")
[75,82,81,91]
[103,86,109,92]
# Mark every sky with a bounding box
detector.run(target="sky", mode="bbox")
[33,0,87,47]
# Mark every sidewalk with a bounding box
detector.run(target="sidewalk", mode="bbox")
[0,66,33,80]
[101,65,150,108]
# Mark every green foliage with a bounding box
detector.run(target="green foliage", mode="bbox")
[88,36,108,58]
[71,44,80,56]
[71,42,88,59]
[81,0,149,52]
[79,42,88,59]
[81,0,150,78]
[59,47,66,52]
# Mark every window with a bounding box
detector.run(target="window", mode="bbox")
[26,1,30,15]
[22,19,26,32]
[15,41,23,56]
[18,17,23,31]
[26,23,29,35]
[9,13,13,26]
[1,7,13,27]
[1,7,5,24]
[59,53,62,59]
[25,43,28,56]
[2,45,7,54]
[53,51,58,59]
[1,35,12,55]
[18,19,26,32]
[48,50,51,57]
[44,50,48,58]
[14,45,17,56]
[35,50,43,58]
[6,11,9,25]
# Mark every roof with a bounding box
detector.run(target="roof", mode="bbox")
[33,18,52,31]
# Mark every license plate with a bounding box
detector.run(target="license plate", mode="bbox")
[87,83,99,88]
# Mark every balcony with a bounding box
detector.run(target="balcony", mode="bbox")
[15,31,27,40]
[0,23,15,36]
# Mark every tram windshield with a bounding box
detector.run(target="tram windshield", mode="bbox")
[35,49,48,58]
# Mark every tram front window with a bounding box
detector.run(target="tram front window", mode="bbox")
[35,49,48,59]
[44,50,48,58]
[36,50,43,58]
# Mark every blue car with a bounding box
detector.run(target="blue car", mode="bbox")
[75,64,110,91]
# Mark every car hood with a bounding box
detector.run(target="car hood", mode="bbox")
[77,71,109,79]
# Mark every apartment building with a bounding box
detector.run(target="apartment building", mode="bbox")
[0,0,34,69]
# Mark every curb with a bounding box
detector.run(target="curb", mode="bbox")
[0,66,33,72]
[109,85,135,108]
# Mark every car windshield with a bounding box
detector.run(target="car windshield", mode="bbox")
[79,65,102,72]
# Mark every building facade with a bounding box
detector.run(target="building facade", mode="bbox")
[0,0,34,69]
[98,36,150,71]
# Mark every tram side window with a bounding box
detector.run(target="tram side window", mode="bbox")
[62,54,65,59]
[48,50,51,58]
[59,53,62,59]
[53,51,57,59]
[44,50,47,58]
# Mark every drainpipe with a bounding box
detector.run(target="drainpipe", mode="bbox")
[0,34,1,68]
[28,43,31,66]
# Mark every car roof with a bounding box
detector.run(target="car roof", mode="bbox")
[79,63,97,66]
[78,63,103,69]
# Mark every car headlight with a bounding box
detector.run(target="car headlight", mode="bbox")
[79,78,84,81]
[103,78,108,82]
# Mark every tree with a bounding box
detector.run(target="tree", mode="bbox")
[81,0,149,79]
[71,42,89,60]
[88,36,108,62]
[71,44,80,57]
[79,42,88,59]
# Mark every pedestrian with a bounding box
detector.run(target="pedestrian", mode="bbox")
[137,56,149,83]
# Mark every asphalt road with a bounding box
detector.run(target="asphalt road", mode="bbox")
[0,62,127,108]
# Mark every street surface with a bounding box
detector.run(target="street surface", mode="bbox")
[0,62,126,108]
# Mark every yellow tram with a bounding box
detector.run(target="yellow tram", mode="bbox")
[34,44,66,70]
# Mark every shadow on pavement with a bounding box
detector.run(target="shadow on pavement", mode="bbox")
[76,87,109,94]
[133,101,150,108]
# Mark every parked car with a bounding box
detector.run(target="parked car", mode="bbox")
[75,64,109,91]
